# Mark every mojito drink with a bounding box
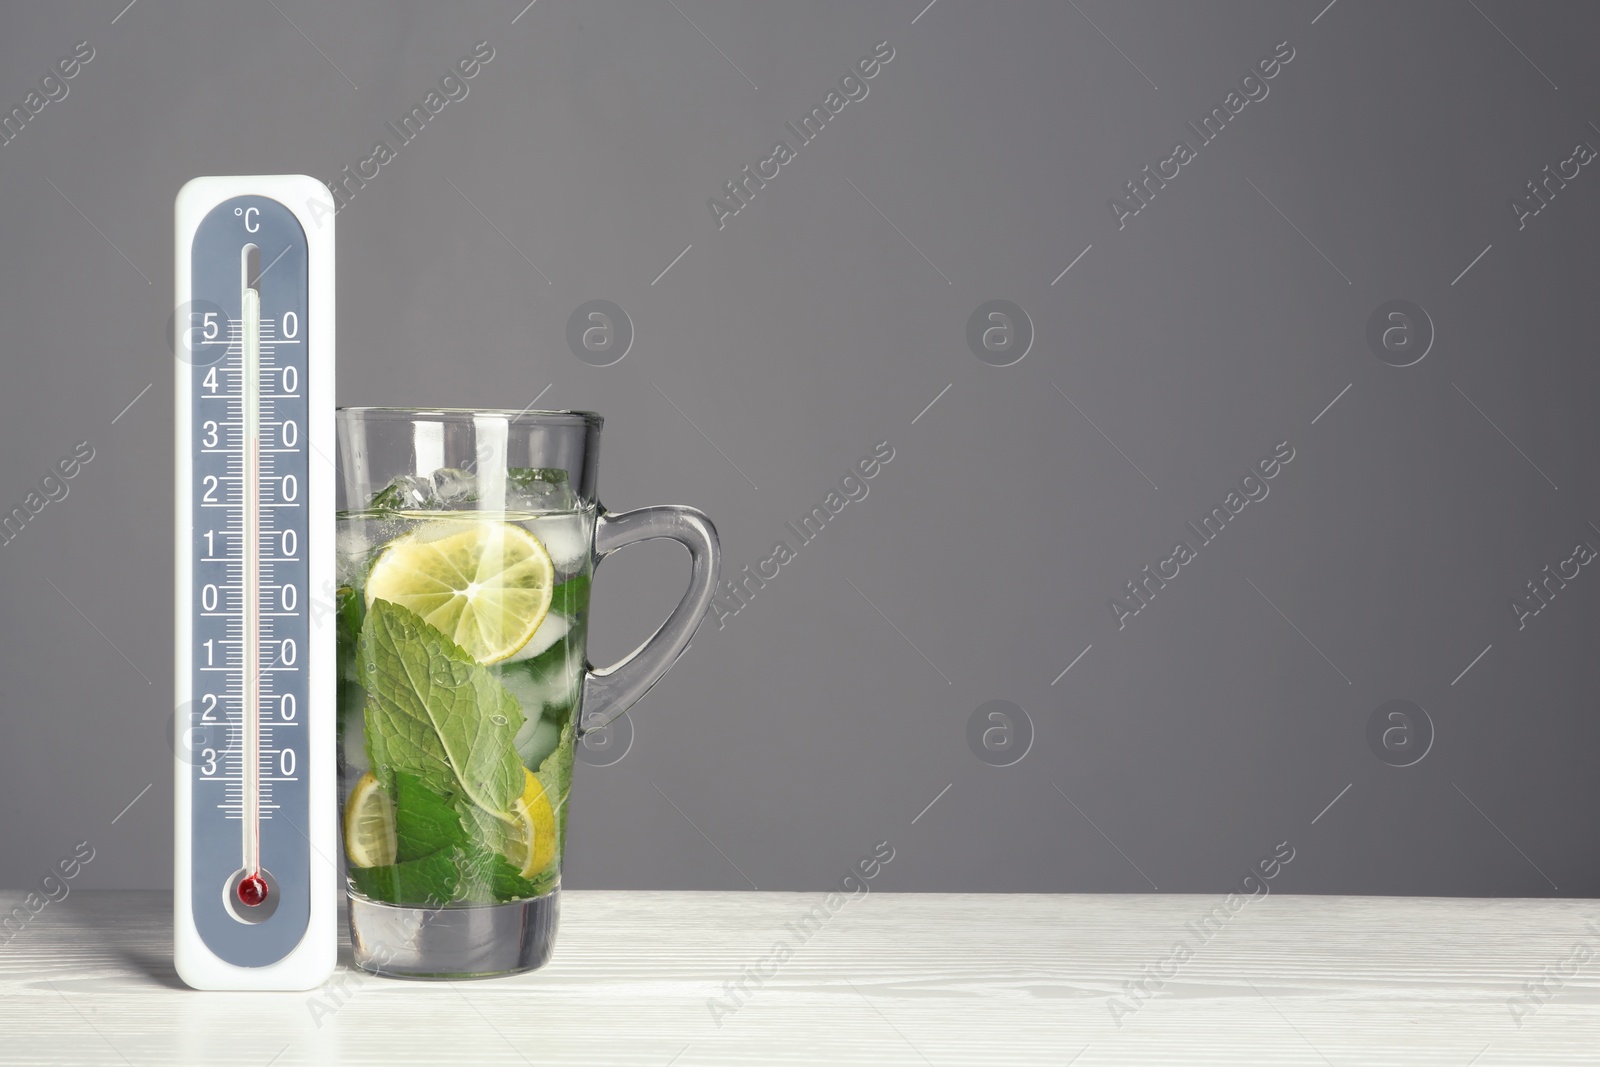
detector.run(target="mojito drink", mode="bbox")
[336,467,592,908]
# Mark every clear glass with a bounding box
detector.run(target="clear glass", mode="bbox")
[334,407,719,979]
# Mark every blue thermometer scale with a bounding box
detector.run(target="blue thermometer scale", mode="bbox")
[173,176,335,990]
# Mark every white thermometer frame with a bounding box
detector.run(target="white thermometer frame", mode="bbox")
[173,175,336,990]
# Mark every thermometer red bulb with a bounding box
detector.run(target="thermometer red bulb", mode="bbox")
[237,874,269,908]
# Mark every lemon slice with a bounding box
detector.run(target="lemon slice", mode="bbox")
[503,767,557,878]
[343,772,397,868]
[364,520,554,664]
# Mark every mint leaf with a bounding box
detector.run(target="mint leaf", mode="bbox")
[446,807,559,903]
[367,479,408,511]
[506,467,568,488]
[349,841,555,907]
[357,599,526,817]
[453,835,505,904]
[336,585,364,682]
[539,713,576,851]
[337,679,366,734]
[548,575,590,618]
[452,848,559,904]
[348,848,461,907]
[362,705,395,798]
[457,804,516,863]
[491,856,559,902]
[393,771,465,863]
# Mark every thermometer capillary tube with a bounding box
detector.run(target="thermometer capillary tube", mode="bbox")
[240,257,262,888]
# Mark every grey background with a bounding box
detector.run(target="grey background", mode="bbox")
[2,0,1597,898]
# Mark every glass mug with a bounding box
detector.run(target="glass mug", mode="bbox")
[334,408,718,978]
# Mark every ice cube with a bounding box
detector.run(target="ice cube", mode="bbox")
[505,468,574,512]
[369,474,438,511]
[515,717,561,768]
[339,682,368,768]
[496,667,542,716]
[542,666,581,718]
[335,526,370,569]
[431,467,479,507]
[504,613,571,663]
[495,645,580,724]
[529,512,589,575]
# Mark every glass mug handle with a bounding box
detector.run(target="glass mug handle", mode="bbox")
[580,505,720,732]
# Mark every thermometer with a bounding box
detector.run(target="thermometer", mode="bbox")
[174,176,335,990]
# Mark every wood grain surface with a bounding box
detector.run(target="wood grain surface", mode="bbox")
[2,890,1598,1064]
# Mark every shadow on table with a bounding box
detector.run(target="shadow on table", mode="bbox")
[32,892,357,992]
[112,945,187,991]
[16,892,188,992]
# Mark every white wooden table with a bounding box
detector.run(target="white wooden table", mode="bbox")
[2,890,1597,1064]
